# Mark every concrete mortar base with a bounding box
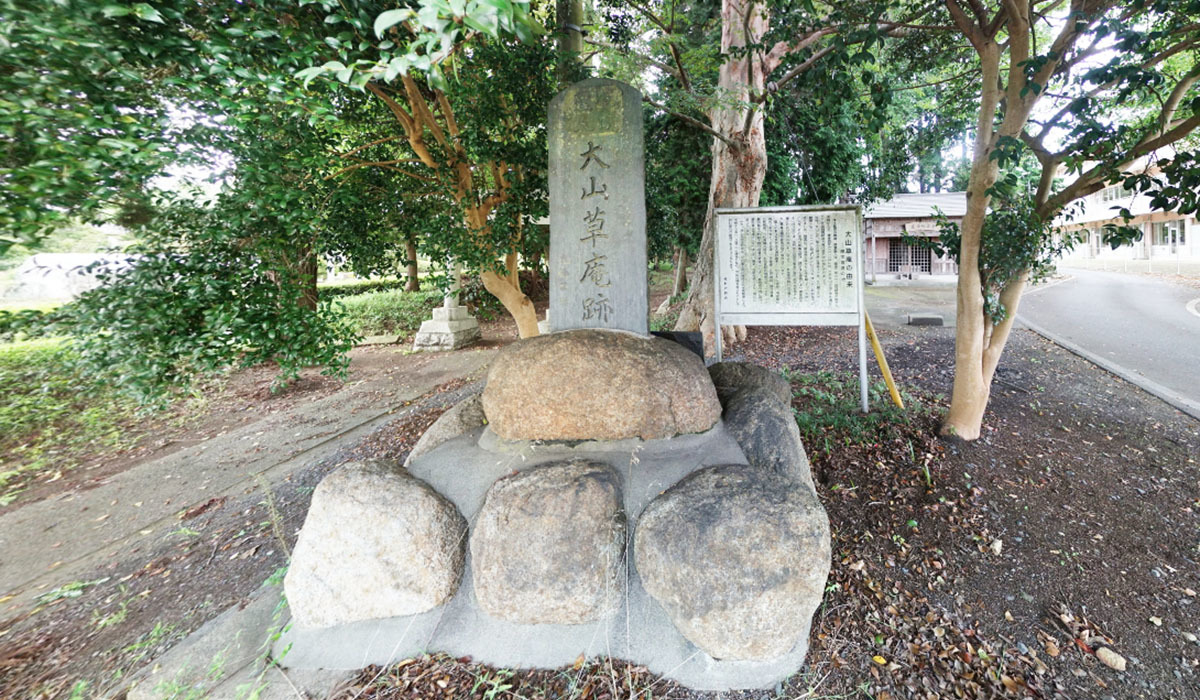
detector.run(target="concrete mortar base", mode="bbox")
[274,424,817,690]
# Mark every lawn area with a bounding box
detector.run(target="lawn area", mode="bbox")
[0,337,142,506]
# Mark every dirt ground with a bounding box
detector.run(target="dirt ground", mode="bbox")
[1,304,1198,699]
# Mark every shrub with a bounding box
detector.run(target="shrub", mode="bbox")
[785,369,935,454]
[336,289,444,336]
[0,307,64,342]
[318,278,410,300]
[64,239,359,405]
[0,338,140,505]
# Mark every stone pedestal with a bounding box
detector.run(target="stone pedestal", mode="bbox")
[412,305,480,351]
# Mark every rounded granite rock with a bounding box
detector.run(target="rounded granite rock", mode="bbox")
[284,460,467,629]
[404,392,486,467]
[633,464,831,661]
[481,329,721,441]
[707,361,793,406]
[471,459,626,624]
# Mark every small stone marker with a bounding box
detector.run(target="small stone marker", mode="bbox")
[548,78,648,335]
[412,263,480,351]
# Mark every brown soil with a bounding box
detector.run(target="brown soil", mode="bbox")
[1,318,1198,699]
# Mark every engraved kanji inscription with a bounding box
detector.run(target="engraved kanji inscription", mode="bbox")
[579,141,610,170]
[579,254,611,286]
[581,176,609,200]
[582,295,614,323]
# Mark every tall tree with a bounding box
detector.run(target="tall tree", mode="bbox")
[924,0,1200,439]
[302,1,562,337]
[596,0,910,352]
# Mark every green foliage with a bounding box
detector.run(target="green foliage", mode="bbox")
[0,338,141,506]
[786,370,932,455]
[0,1,178,251]
[645,103,710,261]
[298,0,544,90]
[0,306,65,342]
[912,190,1069,324]
[648,302,682,332]
[318,278,410,300]
[62,208,359,405]
[337,288,443,335]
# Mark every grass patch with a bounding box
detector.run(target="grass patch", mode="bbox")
[335,288,443,336]
[785,369,940,456]
[0,338,144,505]
[648,293,685,332]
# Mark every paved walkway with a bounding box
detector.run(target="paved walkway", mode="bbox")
[1019,267,1200,420]
[0,348,496,614]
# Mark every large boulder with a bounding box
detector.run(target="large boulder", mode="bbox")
[404,391,486,467]
[634,465,831,661]
[471,460,626,624]
[723,389,814,488]
[285,460,467,628]
[708,361,792,406]
[481,329,721,441]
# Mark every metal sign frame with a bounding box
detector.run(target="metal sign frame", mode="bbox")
[713,205,869,412]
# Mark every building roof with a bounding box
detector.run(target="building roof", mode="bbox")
[864,192,968,219]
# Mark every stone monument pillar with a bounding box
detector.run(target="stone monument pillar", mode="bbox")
[547,78,648,335]
[412,263,481,351]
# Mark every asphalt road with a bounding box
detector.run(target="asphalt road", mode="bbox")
[1018,267,1200,418]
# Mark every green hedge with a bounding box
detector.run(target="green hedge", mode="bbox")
[336,289,444,336]
[0,338,140,505]
[318,278,410,300]
[0,307,66,342]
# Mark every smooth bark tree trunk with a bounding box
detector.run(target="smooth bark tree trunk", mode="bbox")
[403,236,419,292]
[480,251,539,338]
[942,43,1001,441]
[671,246,688,297]
[673,0,766,355]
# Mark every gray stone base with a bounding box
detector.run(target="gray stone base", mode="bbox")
[275,424,819,690]
[907,312,945,326]
[413,306,481,351]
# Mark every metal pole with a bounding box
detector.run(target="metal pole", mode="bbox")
[713,214,723,363]
[857,210,869,413]
[859,312,869,413]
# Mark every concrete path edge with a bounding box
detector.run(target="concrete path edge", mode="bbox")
[1019,316,1200,422]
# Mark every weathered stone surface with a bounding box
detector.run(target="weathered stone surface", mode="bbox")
[471,460,626,624]
[482,329,721,441]
[708,362,792,406]
[548,78,648,335]
[412,305,481,351]
[634,465,831,661]
[650,330,704,359]
[723,388,814,487]
[404,392,485,467]
[285,460,466,628]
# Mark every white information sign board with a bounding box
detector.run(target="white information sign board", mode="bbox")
[714,205,869,412]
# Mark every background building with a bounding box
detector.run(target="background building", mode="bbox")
[863,192,966,281]
[1056,174,1198,263]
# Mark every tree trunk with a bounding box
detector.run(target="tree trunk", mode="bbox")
[481,268,539,338]
[555,0,583,85]
[403,236,419,292]
[280,239,320,311]
[942,43,1002,440]
[671,246,688,297]
[673,0,767,355]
